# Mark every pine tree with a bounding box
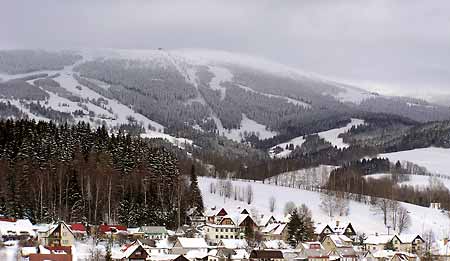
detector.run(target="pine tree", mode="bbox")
[287,208,301,247]
[66,169,84,222]
[189,165,204,213]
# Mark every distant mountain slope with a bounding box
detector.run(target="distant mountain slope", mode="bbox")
[0,48,449,146]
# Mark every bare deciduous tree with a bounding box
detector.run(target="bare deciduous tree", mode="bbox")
[269,196,276,212]
[284,201,296,215]
[246,184,253,204]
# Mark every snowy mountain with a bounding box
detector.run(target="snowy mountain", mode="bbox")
[1,49,450,147]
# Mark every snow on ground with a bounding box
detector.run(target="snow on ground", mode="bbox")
[141,132,193,150]
[379,147,450,177]
[215,114,278,142]
[0,241,19,261]
[318,118,365,149]
[199,176,450,240]
[269,118,364,158]
[363,173,450,191]
[208,66,233,101]
[333,84,377,105]
[264,165,338,188]
[237,84,311,108]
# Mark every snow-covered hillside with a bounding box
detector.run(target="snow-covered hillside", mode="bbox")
[363,173,450,191]
[198,176,450,239]
[264,165,338,188]
[269,118,365,158]
[379,147,450,177]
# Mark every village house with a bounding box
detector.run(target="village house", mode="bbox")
[171,237,209,257]
[219,213,258,233]
[261,240,289,250]
[295,242,329,261]
[208,248,249,261]
[261,223,288,241]
[322,234,353,253]
[390,252,420,261]
[397,234,425,254]
[98,224,128,239]
[38,221,75,247]
[328,247,358,261]
[217,239,248,249]
[0,218,35,240]
[204,223,243,243]
[249,250,284,261]
[206,208,228,224]
[116,240,151,261]
[314,221,357,241]
[187,208,207,227]
[364,234,403,253]
[258,215,276,230]
[69,223,87,239]
[139,226,169,239]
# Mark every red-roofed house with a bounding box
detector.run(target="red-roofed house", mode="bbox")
[70,223,87,239]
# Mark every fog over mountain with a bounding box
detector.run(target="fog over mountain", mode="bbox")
[2,0,450,103]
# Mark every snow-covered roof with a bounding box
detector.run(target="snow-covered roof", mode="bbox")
[364,235,395,245]
[263,240,289,249]
[261,223,280,233]
[328,235,352,247]
[259,215,275,227]
[397,234,422,243]
[177,237,208,249]
[185,249,208,259]
[273,223,287,235]
[140,226,168,234]
[0,219,36,237]
[218,239,248,249]
[156,239,173,249]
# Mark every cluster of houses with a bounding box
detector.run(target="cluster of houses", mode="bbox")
[0,207,446,260]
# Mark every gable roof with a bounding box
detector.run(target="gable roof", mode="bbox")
[176,237,208,248]
[397,234,424,244]
[364,235,399,245]
[261,223,280,233]
[140,226,168,234]
[259,215,275,227]
[262,240,289,250]
[249,250,284,259]
[218,239,248,249]
[325,235,352,247]
[272,223,287,235]
[98,224,127,234]
[70,223,86,233]
[47,222,74,237]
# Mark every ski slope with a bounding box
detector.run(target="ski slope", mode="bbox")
[198,176,450,240]
[269,118,365,158]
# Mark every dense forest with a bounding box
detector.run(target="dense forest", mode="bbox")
[0,119,202,228]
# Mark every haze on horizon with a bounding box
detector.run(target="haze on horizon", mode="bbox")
[2,0,450,104]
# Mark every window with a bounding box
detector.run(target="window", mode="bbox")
[216,235,218,239]
[225,235,228,239]
[62,240,68,244]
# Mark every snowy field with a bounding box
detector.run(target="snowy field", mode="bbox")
[214,114,278,142]
[379,147,450,177]
[269,118,365,158]
[264,165,338,188]
[198,176,450,240]
[363,173,450,191]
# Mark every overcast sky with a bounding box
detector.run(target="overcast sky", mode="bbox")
[2,0,450,102]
